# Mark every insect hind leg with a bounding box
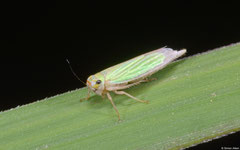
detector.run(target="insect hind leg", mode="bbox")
[114,91,149,103]
[142,77,157,82]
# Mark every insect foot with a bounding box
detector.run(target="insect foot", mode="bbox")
[80,97,89,102]
[143,100,149,104]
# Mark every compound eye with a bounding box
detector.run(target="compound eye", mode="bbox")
[96,80,101,84]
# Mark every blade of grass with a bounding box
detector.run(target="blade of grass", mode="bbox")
[1,43,240,150]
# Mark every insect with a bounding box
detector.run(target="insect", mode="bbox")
[85,47,186,120]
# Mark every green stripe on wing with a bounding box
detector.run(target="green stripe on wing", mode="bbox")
[105,52,165,83]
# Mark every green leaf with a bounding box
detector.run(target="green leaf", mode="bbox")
[1,43,240,150]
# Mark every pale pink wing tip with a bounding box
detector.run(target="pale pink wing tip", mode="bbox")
[159,47,187,58]
[177,49,187,57]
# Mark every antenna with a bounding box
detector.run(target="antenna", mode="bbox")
[66,59,86,86]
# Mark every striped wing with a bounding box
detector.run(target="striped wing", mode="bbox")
[103,47,186,84]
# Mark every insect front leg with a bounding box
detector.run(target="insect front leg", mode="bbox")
[106,92,120,121]
[114,91,149,103]
[80,88,91,102]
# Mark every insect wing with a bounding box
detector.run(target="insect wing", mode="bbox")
[104,47,186,84]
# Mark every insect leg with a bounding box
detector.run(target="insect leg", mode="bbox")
[107,78,157,92]
[142,77,157,82]
[80,88,91,102]
[114,91,149,103]
[106,92,120,121]
[107,80,147,91]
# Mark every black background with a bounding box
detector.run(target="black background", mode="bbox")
[1,1,240,149]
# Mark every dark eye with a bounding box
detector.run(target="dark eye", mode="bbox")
[96,80,101,84]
